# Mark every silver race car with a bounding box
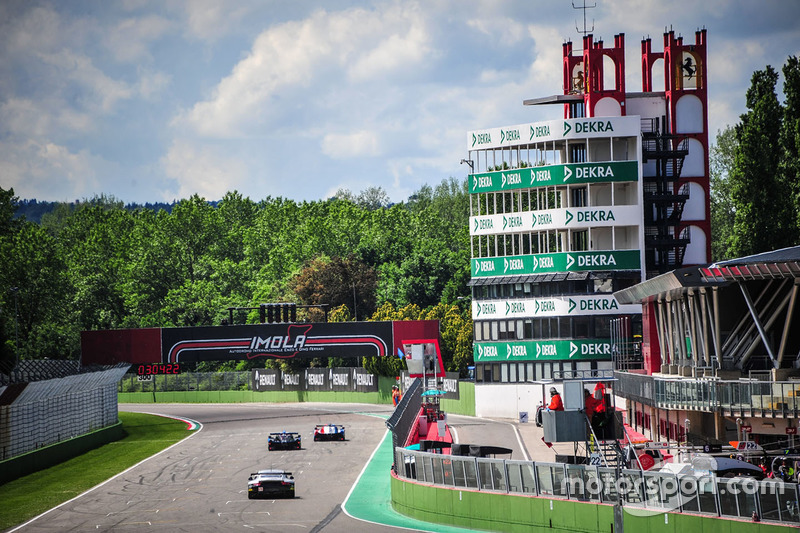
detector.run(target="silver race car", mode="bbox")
[247,470,295,499]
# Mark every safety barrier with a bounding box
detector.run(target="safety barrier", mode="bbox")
[386,378,423,452]
[0,364,130,461]
[393,448,800,524]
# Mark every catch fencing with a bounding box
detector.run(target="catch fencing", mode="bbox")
[394,448,800,524]
[0,364,130,461]
[386,378,423,455]
[119,371,251,392]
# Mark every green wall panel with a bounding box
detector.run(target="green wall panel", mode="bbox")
[390,476,797,533]
[119,375,400,405]
[440,382,475,416]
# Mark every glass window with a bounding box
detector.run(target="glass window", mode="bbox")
[595,317,611,338]
[574,317,591,338]
[451,458,466,487]
[540,318,550,338]
[516,320,525,340]
[501,364,509,383]
[482,321,490,340]
[463,458,479,488]
[536,464,554,495]
[524,319,533,339]
[431,456,445,485]
[509,364,517,383]
[594,278,613,293]
[492,364,501,383]
[572,230,588,251]
[559,317,571,338]
[491,321,498,340]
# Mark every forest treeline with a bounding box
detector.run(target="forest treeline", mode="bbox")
[3,56,799,378]
[0,180,473,377]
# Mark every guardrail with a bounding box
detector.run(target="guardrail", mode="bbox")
[393,448,800,524]
[614,371,800,418]
[386,378,422,455]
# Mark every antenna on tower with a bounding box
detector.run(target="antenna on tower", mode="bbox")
[573,0,596,36]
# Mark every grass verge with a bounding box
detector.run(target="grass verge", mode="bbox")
[0,412,191,531]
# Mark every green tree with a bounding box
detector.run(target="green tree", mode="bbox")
[0,223,74,359]
[0,187,21,371]
[58,203,136,330]
[709,127,738,261]
[780,56,800,236]
[729,66,792,257]
[290,255,377,321]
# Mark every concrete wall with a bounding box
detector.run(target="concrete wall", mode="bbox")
[475,383,544,419]
[390,474,793,533]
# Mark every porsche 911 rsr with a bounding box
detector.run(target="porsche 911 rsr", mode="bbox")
[248,470,295,499]
[268,431,301,450]
[313,424,345,441]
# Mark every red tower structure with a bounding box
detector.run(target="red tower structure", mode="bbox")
[560,29,711,373]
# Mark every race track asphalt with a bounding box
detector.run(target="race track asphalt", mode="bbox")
[8,403,528,533]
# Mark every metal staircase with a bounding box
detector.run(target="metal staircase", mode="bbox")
[641,116,691,278]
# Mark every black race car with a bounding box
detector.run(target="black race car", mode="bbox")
[248,470,295,499]
[313,424,346,441]
[268,431,302,451]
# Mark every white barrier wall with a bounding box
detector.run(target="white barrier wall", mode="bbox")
[475,383,547,419]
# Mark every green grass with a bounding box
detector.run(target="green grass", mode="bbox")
[0,412,191,531]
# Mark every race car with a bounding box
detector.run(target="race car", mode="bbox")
[268,431,302,451]
[313,424,346,441]
[247,470,295,499]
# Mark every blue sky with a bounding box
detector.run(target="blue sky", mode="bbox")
[1,0,799,205]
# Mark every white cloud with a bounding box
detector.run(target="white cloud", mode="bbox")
[466,16,527,45]
[37,49,134,113]
[0,98,93,139]
[180,0,260,42]
[104,15,173,63]
[321,131,382,159]
[137,69,171,99]
[161,140,250,200]
[347,22,432,82]
[179,3,434,138]
[0,139,99,200]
